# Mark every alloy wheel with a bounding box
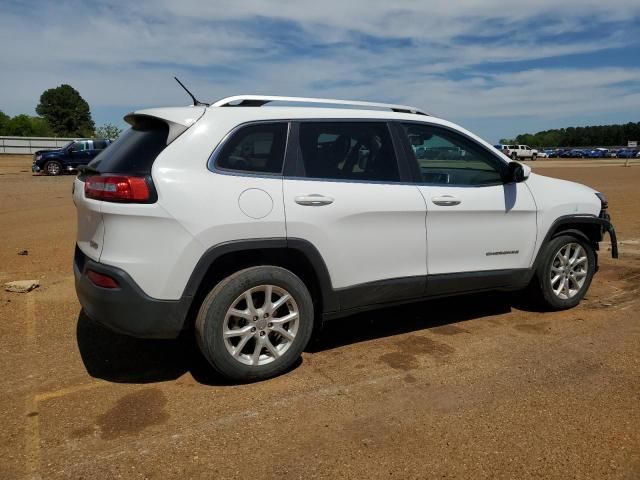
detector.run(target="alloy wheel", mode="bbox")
[46,162,61,175]
[549,242,588,300]
[222,285,299,366]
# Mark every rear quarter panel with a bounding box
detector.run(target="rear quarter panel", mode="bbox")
[105,109,287,300]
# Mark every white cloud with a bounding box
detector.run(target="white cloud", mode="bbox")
[1,0,639,140]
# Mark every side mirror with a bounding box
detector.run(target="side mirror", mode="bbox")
[507,161,529,183]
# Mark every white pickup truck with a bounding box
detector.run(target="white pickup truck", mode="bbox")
[494,144,538,160]
[510,145,538,161]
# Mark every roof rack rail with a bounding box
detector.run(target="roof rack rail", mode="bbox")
[211,95,429,116]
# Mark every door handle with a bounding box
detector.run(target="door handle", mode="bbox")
[294,194,334,206]
[431,195,461,206]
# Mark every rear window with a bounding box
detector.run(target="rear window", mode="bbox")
[215,122,288,174]
[89,118,168,174]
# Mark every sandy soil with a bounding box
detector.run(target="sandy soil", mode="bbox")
[1,155,639,479]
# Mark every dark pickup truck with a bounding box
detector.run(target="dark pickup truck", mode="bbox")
[32,139,112,175]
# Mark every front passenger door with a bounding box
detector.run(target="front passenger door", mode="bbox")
[399,123,537,281]
[68,141,92,167]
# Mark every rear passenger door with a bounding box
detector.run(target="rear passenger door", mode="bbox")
[283,121,427,310]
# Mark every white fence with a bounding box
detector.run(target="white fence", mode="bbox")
[0,136,76,154]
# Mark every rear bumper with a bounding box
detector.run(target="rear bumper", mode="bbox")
[74,246,190,339]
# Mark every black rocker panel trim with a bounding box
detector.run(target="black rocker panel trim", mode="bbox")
[322,268,532,321]
[336,275,426,311]
[425,268,532,297]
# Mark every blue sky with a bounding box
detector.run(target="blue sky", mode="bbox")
[1,0,639,142]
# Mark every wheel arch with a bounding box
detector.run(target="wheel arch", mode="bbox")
[180,238,337,330]
[534,215,613,270]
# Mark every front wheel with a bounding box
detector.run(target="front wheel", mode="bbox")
[531,154,537,161]
[511,153,518,161]
[195,266,314,382]
[44,160,62,176]
[531,235,596,310]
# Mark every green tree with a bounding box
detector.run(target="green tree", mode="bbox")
[508,122,640,147]
[36,84,95,137]
[0,110,9,135]
[5,114,53,136]
[95,123,122,140]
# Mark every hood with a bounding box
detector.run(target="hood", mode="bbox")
[34,148,63,156]
[526,172,601,217]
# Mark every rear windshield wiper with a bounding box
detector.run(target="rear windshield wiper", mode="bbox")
[77,164,100,179]
[77,164,99,174]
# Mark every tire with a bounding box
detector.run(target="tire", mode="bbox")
[195,266,314,382]
[511,153,518,161]
[532,154,537,161]
[44,160,62,176]
[530,234,596,310]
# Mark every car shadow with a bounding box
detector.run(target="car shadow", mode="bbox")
[76,311,298,386]
[308,290,515,353]
[76,290,530,385]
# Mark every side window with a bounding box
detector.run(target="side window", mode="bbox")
[298,122,399,182]
[216,123,288,174]
[93,140,108,150]
[401,123,505,186]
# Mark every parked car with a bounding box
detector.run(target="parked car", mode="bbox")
[537,151,549,158]
[32,139,112,175]
[559,149,586,158]
[73,95,618,381]
[586,149,607,158]
[543,149,558,158]
[617,149,638,158]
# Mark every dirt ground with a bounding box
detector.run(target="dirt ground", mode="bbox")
[1,155,639,479]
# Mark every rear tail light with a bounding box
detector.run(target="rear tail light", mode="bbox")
[84,175,153,202]
[87,270,119,289]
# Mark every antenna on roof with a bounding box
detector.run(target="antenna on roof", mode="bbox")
[174,77,210,107]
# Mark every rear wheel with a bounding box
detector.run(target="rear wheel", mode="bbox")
[195,266,314,382]
[531,234,596,310]
[44,160,62,176]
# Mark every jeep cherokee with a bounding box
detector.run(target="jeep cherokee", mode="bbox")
[73,95,618,381]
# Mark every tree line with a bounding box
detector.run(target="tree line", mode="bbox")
[0,84,121,139]
[500,121,640,148]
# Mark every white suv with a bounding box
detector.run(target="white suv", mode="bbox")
[73,95,618,381]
